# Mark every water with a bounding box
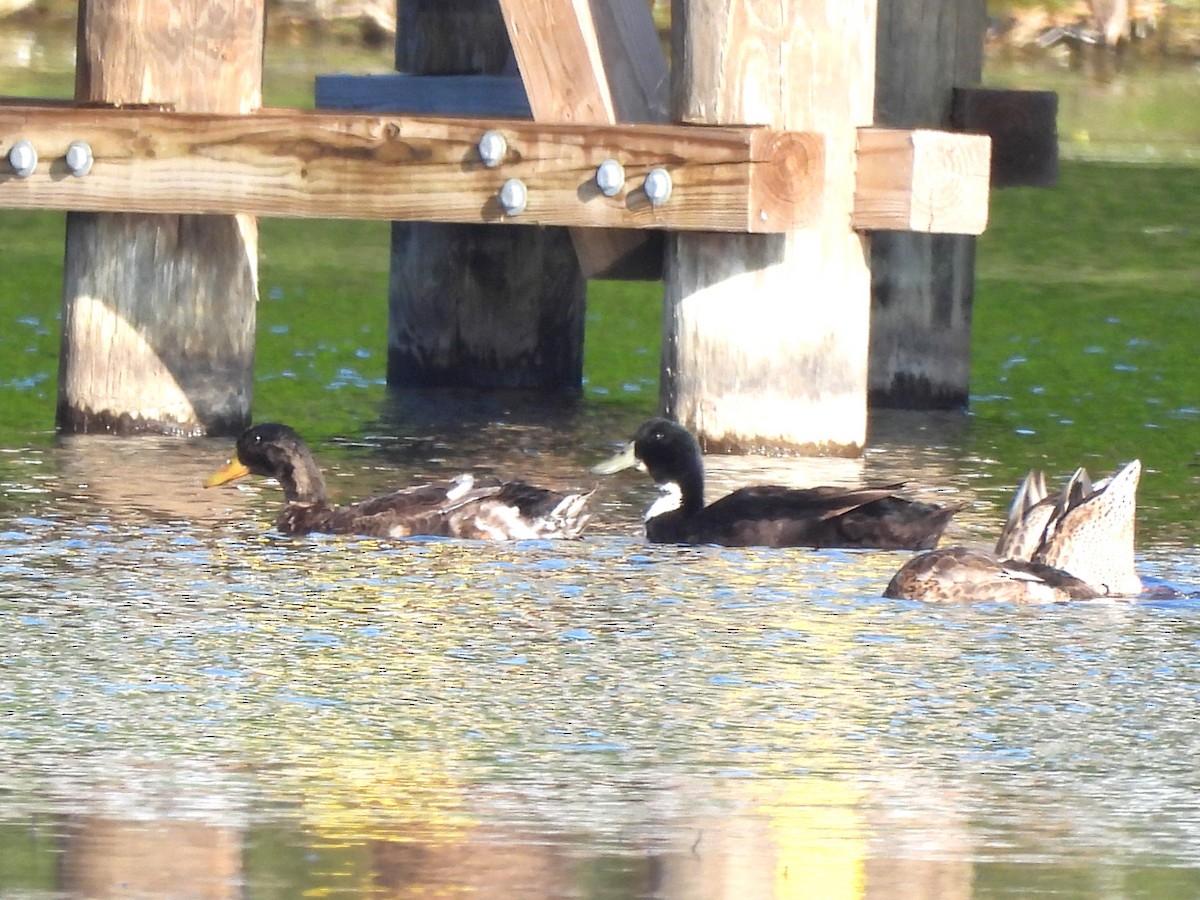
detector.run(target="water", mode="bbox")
[2,416,1200,897]
[4,22,1200,900]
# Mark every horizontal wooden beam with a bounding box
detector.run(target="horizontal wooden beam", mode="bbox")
[853,127,991,235]
[0,105,823,233]
[314,73,532,118]
[952,87,1058,189]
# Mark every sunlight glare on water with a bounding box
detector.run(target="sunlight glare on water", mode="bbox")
[2,427,1200,896]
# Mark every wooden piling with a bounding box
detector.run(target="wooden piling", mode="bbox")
[57,0,262,436]
[387,0,586,391]
[663,0,876,455]
[868,0,987,410]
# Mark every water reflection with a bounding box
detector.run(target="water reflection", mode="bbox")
[3,422,1200,895]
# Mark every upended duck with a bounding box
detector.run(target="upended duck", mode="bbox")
[205,423,591,540]
[884,459,1143,603]
[592,417,960,549]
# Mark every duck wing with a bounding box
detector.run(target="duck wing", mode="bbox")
[681,484,959,550]
[449,481,593,540]
[884,547,1103,603]
[285,474,506,537]
[285,474,592,541]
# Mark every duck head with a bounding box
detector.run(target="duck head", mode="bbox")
[592,418,705,517]
[205,422,328,504]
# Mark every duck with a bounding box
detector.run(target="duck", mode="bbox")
[205,422,592,540]
[591,417,961,549]
[884,459,1143,603]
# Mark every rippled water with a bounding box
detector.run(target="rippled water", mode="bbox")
[3,418,1200,897]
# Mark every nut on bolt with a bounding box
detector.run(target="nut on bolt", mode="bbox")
[595,159,625,197]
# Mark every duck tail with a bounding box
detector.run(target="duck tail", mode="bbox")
[550,490,594,539]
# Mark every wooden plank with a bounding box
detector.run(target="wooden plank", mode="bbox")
[314,73,532,117]
[0,106,823,233]
[853,128,991,234]
[500,0,669,277]
[583,0,669,124]
[952,87,1059,188]
[664,0,878,455]
[502,0,616,122]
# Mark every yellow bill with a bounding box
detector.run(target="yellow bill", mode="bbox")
[205,458,251,488]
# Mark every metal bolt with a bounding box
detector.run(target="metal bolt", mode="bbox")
[65,141,94,177]
[498,178,527,216]
[595,159,625,197]
[477,130,507,168]
[7,140,37,178]
[643,167,672,206]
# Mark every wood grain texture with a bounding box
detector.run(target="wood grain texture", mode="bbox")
[389,0,584,392]
[853,128,990,234]
[664,0,877,455]
[502,0,616,123]
[58,0,262,436]
[500,0,669,277]
[869,0,988,410]
[0,106,823,233]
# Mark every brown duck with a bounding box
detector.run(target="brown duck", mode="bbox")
[885,459,1143,603]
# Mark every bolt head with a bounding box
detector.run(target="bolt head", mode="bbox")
[8,140,37,178]
[478,130,507,168]
[498,178,527,216]
[595,159,625,197]
[644,167,672,206]
[65,141,94,177]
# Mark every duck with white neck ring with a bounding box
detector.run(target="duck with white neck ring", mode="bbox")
[592,417,961,550]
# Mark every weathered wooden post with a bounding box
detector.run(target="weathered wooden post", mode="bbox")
[869,0,987,408]
[387,0,586,391]
[57,0,262,435]
[664,0,875,454]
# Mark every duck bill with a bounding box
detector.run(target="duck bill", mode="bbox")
[204,458,251,488]
[591,441,639,475]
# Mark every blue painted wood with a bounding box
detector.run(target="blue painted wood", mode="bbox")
[314,73,532,118]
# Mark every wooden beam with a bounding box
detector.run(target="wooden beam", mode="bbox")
[387,0,584,394]
[57,0,262,437]
[0,105,823,233]
[500,0,669,277]
[869,0,989,412]
[952,87,1058,188]
[853,127,991,234]
[314,73,532,117]
[665,0,878,455]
